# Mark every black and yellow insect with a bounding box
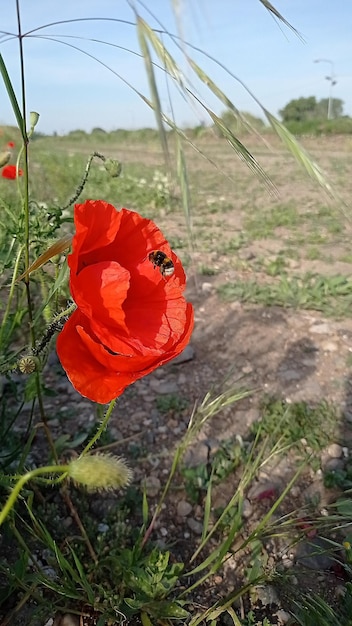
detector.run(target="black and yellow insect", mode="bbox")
[148,250,175,277]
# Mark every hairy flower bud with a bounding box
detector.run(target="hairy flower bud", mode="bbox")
[104,158,122,178]
[68,453,132,491]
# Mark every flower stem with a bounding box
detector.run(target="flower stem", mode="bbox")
[82,399,117,456]
[0,465,69,526]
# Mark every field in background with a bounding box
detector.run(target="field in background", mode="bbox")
[21,131,352,291]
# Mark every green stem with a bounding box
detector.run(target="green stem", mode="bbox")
[0,464,69,526]
[0,245,24,349]
[62,151,107,210]
[81,399,116,456]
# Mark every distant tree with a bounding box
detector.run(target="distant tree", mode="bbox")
[68,129,87,137]
[220,110,266,132]
[279,97,317,123]
[280,96,345,122]
[316,98,344,119]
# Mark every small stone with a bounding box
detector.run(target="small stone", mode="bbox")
[142,476,161,497]
[248,481,278,501]
[326,443,343,458]
[279,368,301,382]
[177,500,193,517]
[321,341,338,352]
[201,282,213,294]
[130,409,149,422]
[156,381,179,395]
[229,300,242,311]
[309,322,330,334]
[171,344,195,364]
[275,609,291,624]
[148,378,161,392]
[183,441,210,467]
[62,516,73,529]
[242,498,253,519]
[59,615,80,626]
[159,527,168,537]
[296,536,335,570]
[254,584,279,605]
[97,523,109,533]
[323,458,345,472]
[187,518,204,535]
[281,556,294,569]
[109,427,123,440]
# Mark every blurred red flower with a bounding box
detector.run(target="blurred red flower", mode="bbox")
[1,164,23,179]
[56,200,194,403]
[7,141,15,148]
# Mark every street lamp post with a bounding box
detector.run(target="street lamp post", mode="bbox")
[314,59,337,120]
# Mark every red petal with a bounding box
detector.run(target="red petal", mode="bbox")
[57,304,193,404]
[123,276,189,352]
[70,260,130,340]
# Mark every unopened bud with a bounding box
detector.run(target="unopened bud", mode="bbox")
[68,453,132,492]
[30,111,40,130]
[104,159,122,178]
[0,151,11,168]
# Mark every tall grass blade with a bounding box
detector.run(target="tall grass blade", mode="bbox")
[265,110,335,197]
[206,108,276,194]
[187,57,265,140]
[0,53,25,140]
[136,16,170,169]
[259,0,302,37]
[136,16,184,86]
[176,135,196,274]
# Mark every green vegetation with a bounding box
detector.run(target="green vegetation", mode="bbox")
[218,273,352,316]
[252,399,337,452]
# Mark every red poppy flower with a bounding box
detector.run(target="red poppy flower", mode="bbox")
[56,200,194,403]
[1,164,23,179]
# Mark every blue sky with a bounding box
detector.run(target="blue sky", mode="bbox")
[0,0,351,134]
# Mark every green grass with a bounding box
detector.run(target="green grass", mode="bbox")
[244,203,301,238]
[252,398,337,452]
[292,583,352,626]
[218,272,352,316]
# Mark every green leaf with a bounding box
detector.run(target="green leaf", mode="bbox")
[336,498,352,517]
[0,53,26,141]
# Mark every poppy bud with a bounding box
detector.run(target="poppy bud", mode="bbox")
[0,151,11,168]
[30,111,40,129]
[104,158,122,178]
[68,453,132,492]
